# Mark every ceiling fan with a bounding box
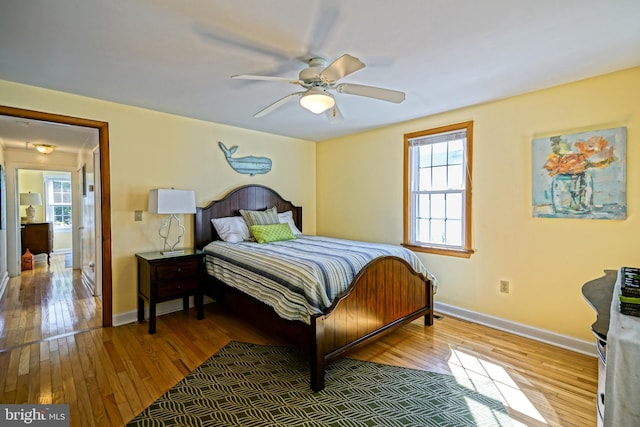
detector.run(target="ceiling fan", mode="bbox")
[231,54,405,121]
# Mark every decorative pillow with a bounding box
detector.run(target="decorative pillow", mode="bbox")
[278,210,302,235]
[240,206,280,228]
[250,223,296,243]
[211,216,251,243]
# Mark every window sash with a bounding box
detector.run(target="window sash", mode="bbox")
[53,206,72,225]
[411,189,466,248]
[409,139,468,249]
[45,178,72,229]
[404,121,473,257]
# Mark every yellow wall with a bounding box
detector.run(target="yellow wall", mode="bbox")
[3,67,638,341]
[1,79,317,317]
[317,66,640,341]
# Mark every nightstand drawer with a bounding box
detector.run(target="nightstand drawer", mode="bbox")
[156,259,200,280]
[156,278,200,299]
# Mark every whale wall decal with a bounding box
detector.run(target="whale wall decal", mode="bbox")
[218,141,272,176]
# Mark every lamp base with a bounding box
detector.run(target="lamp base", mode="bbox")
[159,214,186,255]
[26,205,36,223]
[160,249,185,257]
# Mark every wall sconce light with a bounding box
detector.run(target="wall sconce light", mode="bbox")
[148,188,196,255]
[19,192,43,223]
[34,144,56,154]
[299,87,335,114]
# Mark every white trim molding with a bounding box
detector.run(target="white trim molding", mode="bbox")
[435,301,597,357]
[115,298,597,357]
[113,299,190,327]
[113,296,216,327]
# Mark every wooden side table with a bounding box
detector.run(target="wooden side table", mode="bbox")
[135,249,205,334]
[21,222,54,265]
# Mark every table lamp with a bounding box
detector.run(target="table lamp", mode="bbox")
[19,192,42,223]
[148,188,196,255]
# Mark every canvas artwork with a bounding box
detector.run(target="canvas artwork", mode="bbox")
[532,127,626,219]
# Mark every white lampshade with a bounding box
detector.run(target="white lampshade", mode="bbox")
[148,189,196,214]
[19,192,43,206]
[300,88,335,114]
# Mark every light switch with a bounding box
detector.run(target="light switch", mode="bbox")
[134,210,143,221]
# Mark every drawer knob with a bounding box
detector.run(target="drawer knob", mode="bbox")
[177,267,182,272]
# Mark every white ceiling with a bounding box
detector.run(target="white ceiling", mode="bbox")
[0,115,98,153]
[1,0,640,147]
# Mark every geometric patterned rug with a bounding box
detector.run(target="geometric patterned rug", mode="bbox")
[127,341,512,427]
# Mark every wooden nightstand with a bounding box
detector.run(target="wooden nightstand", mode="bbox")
[135,249,205,334]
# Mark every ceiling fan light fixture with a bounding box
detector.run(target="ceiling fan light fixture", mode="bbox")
[300,88,335,114]
[33,144,56,154]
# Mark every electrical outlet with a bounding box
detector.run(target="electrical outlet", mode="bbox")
[134,210,143,221]
[500,280,510,294]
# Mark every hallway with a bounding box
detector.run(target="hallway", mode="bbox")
[0,253,102,351]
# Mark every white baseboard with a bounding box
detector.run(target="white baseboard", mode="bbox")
[435,301,597,357]
[113,297,596,357]
[113,296,215,327]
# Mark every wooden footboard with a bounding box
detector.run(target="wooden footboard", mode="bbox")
[310,256,433,391]
[195,185,434,392]
[205,255,433,392]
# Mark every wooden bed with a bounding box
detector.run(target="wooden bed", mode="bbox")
[194,184,434,391]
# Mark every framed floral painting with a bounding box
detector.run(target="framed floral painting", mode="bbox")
[532,126,626,219]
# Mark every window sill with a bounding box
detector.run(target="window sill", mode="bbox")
[402,243,474,258]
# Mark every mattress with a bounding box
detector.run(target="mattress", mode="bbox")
[203,235,432,324]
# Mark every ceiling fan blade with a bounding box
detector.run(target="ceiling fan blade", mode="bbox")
[335,83,405,103]
[320,54,365,83]
[304,4,340,59]
[193,23,296,63]
[325,103,344,123]
[232,75,303,85]
[254,92,303,118]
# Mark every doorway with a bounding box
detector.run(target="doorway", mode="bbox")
[0,105,112,327]
[18,169,73,265]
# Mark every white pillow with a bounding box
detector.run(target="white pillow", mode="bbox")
[278,211,302,235]
[211,216,251,243]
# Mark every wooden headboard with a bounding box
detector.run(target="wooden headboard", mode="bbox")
[194,185,303,250]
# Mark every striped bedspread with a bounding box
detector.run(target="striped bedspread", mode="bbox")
[203,235,431,325]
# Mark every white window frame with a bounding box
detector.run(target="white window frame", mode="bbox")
[404,121,474,258]
[44,173,72,231]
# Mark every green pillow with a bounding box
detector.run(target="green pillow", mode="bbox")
[250,223,296,243]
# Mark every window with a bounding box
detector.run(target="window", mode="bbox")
[45,174,72,230]
[404,121,473,257]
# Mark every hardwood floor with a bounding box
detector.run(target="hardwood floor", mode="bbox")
[0,255,598,426]
[0,253,102,350]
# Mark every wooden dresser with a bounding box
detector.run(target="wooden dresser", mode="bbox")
[20,222,54,265]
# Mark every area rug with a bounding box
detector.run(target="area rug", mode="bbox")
[127,341,511,427]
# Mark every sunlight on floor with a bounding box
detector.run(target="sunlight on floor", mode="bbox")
[448,348,547,426]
